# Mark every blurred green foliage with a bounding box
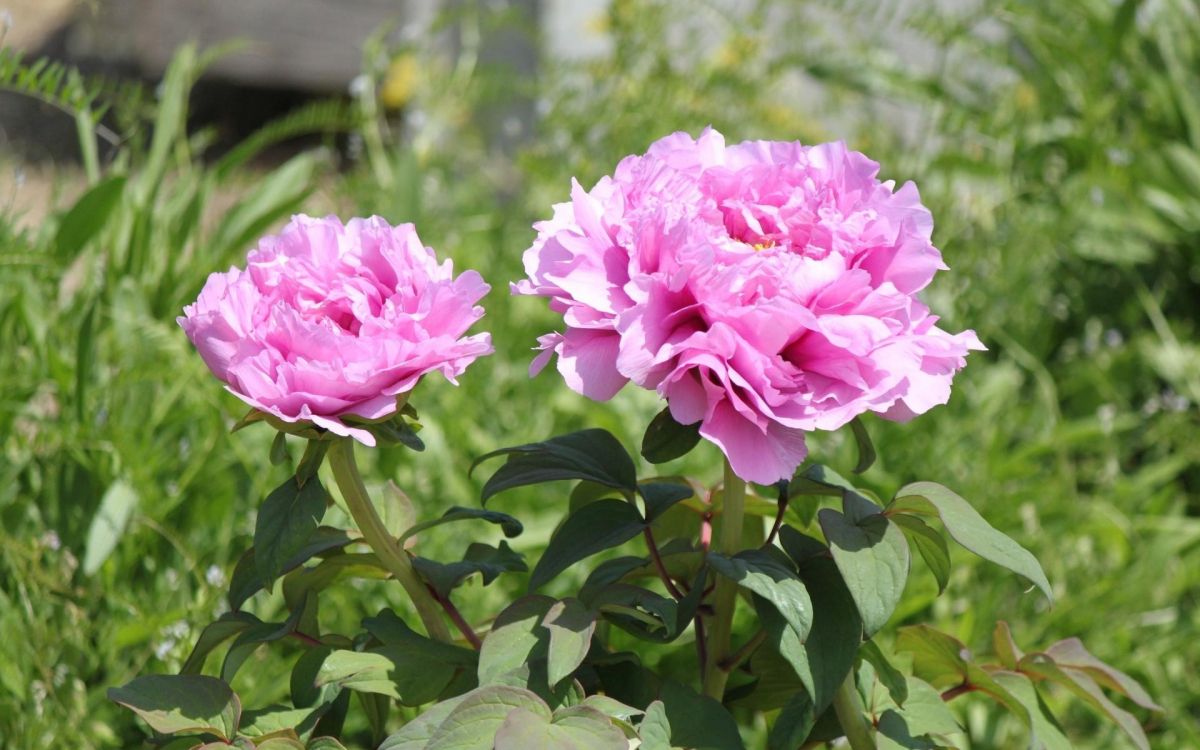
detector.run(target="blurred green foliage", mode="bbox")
[0,0,1196,747]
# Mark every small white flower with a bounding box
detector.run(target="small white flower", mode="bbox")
[42,529,61,551]
[205,564,224,587]
[348,74,370,98]
[0,10,13,34]
[1104,328,1124,348]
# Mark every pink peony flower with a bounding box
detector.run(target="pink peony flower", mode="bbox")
[179,215,493,445]
[515,129,984,484]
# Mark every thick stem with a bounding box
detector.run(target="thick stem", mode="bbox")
[327,439,452,643]
[832,670,875,750]
[701,458,747,700]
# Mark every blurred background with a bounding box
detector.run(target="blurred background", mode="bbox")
[1,0,1197,747]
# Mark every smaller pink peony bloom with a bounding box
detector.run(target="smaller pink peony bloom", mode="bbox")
[179,215,493,445]
[515,129,984,484]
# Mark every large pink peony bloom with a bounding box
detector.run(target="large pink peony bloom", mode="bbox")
[515,129,983,484]
[179,215,493,445]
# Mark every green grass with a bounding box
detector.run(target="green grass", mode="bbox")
[1,1,1197,747]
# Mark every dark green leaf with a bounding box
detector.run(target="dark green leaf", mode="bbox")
[270,432,290,466]
[54,175,126,257]
[710,549,812,642]
[889,482,1052,602]
[295,440,328,486]
[255,475,329,592]
[358,690,390,747]
[229,526,353,610]
[529,499,645,590]
[180,612,260,675]
[859,640,908,708]
[291,645,334,708]
[767,690,816,750]
[362,609,479,669]
[818,493,910,636]
[777,526,827,565]
[108,674,240,740]
[640,407,702,464]
[848,417,875,473]
[222,594,312,682]
[588,584,679,643]
[769,556,861,712]
[542,599,596,689]
[642,680,745,750]
[399,506,524,544]
[890,514,951,594]
[638,482,695,523]
[413,541,528,598]
[872,676,960,737]
[473,429,638,503]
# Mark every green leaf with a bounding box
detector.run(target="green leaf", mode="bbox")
[777,526,827,565]
[767,690,816,750]
[542,599,597,689]
[993,621,1024,670]
[709,549,812,642]
[108,674,241,740]
[874,711,939,750]
[295,440,328,486]
[413,541,528,598]
[425,685,551,750]
[478,596,555,688]
[889,482,1052,603]
[239,704,324,738]
[472,429,638,503]
[270,432,290,466]
[228,527,353,610]
[54,174,126,257]
[895,626,1029,724]
[848,417,876,473]
[180,612,260,675]
[306,738,348,750]
[291,645,334,708]
[378,695,468,750]
[380,481,417,543]
[254,738,306,750]
[362,609,480,670]
[890,514,951,594]
[769,556,861,712]
[222,595,312,682]
[640,680,745,750]
[529,499,645,590]
[818,493,910,636]
[492,705,628,750]
[1018,655,1152,750]
[1042,638,1162,711]
[399,506,524,545]
[872,676,960,738]
[638,482,695,523]
[254,475,329,592]
[209,152,318,260]
[990,671,1072,750]
[640,407,702,464]
[859,640,908,708]
[317,648,456,706]
[83,478,139,575]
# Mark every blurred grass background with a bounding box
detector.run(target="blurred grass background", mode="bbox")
[1,0,1197,747]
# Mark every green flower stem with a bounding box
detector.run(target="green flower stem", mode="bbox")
[832,669,875,750]
[327,438,452,643]
[702,458,747,700]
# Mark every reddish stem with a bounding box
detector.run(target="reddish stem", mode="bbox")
[644,526,685,600]
[765,492,789,547]
[941,682,976,701]
[427,584,483,650]
[287,630,324,648]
